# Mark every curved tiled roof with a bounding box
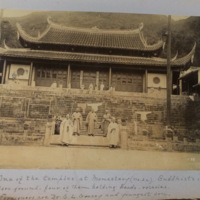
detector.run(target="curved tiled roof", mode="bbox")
[0,43,195,68]
[16,19,164,51]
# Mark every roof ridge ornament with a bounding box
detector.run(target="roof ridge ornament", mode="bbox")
[138,23,147,47]
[3,40,30,51]
[3,40,9,49]
[47,16,52,24]
[172,51,178,61]
[138,22,144,31]
[173,42,196,66]
[46,17,141,34]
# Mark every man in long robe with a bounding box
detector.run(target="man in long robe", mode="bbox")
[60,114,73,146]
[54,116,62,135]
[72,108,82,136]
[86,109,97,136]
[107,117,120,148]
[102,110,112,137]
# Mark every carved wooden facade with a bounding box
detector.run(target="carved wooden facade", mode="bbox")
[0,18,196,94]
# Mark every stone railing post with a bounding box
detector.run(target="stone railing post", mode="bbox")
[120,126,128,150]
[44,121,55,146]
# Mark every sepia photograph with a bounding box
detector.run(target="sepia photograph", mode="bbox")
[0,9,200,170]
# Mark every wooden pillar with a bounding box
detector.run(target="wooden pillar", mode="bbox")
[144,69,148,93]
[67,64,71,88]
[1,59,6,84]
[28,62,33,86]
[5,64,10,84]
[96,71,99,89]
[166,15,172,126]
[179,79,182,95]
[198,70,200,83]
[31,66,35,86]
[80,70,83,88]
[109,67,112,88]
[171,70,173,94]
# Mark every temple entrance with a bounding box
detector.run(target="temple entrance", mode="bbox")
[71,66,109,90]
[112,69,143,92]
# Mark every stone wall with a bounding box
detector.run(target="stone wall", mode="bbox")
[0,85,199,145]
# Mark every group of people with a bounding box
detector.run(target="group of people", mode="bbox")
[54,108,120,148]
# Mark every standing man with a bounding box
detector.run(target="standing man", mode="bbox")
[72,108,83,136]
[100,81,105,91]
[60,114,73,146]
[88,83,94,94]
[102,110,112,137]
[86,108,97,136]
[107,117,120,148]
[54,116,62,135]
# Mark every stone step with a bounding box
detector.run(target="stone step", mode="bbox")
[50,134,109,147]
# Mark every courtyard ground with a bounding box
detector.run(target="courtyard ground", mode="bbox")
[0,145,200,170]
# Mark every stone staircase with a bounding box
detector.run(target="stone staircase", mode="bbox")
[47,125,128,148]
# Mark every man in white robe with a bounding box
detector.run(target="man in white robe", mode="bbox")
[86,109,97,136]
[107,117,120,148]
[72,108,82,136]
[60,114,73,146]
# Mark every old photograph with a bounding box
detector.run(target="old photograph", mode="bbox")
[0,9,200,169]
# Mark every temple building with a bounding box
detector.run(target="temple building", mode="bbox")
[0,17,199,148]
[0,18,196,95]
[179,66,200,95]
